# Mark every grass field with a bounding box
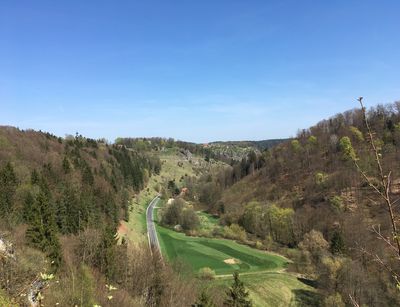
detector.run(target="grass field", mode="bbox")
[156,223,288,275]
[155,224,319,306]
[215,272,320,307]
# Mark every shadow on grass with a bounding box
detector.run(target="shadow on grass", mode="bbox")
[293,289,322,306]
[297,277,318,288]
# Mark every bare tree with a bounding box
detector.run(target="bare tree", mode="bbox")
[343,97,400,305]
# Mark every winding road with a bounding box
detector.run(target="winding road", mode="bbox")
[146,195,162,256]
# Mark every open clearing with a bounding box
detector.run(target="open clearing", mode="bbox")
[154,205,318,306]
[156,224,318,306]
[156,224,288,275]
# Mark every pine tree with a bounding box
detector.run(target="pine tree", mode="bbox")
[224,271,252,307]
[31,168,40,185]
[26,186,62,271]
[330,230,345,255]
[62,156,71,174]
[96,225,117,279]
[82,164,94,186]
[193,289,215,307]
[59,185,81,234]
[23,191,35,223]
[0,162,17,217]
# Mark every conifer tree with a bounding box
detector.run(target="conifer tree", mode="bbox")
[224,271,252,307]
[97,225,117,279]
[23,191,35,223]
[193,289,215,307]
[0,162,17,217]
[30,168,40,185]
[26,185,62,270]
[62,156,71,174]
[330,230,345,255]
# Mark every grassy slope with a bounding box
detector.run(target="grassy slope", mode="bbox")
[154,203,318,306]
[156,224,287,275]
[216,273,319,307]
[156,223,318,306]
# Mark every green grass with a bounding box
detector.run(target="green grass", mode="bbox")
[154,208,319,306]
[215,272,320,307]
[156,224,288,275]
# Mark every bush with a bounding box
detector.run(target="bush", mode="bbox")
[198,267,216,280]
[160,198,199,231]
[255,241,263,250]
[223,224,247,242]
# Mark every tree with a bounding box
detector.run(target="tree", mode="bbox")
[324,293,345,307]
[340,97,400,287]
[299,230,329,262]
[31,168,40,185]
[181,207,200,230]
[96,225,117,279]
[330,230,345,255]
[25,187,62,270]
[193,289,216,307]
[0,162,17,217]
[242,202,263,236]
[23,191,35,223]
[82,163,94,186]
[62,156,71,174]
[265,204,294,245]
[224,271,252,307]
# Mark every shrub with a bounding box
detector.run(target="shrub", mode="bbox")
[198,267,216,280]
[223,224,247,242]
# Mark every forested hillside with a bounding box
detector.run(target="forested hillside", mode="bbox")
[2,101,400,306]
[190,101,400,306]
[0,127,166,305]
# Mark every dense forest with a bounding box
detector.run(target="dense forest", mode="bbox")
[186,101,400,306]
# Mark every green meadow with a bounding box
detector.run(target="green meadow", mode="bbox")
[156,224,288,275]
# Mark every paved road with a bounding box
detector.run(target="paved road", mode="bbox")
[146,195,162,256]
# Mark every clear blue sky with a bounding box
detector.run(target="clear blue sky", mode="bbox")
[1,1,400,143]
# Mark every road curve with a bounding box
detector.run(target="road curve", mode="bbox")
[146,195,162,256]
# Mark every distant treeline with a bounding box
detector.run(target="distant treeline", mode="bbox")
[115,137,287,162]
[209,139,289,150]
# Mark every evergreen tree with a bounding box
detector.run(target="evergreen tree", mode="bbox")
[30,168,40,185]
[224,271,252,307]
[193,289,215,307]
[26,186,62,270]
[96,225,117,279]
[58,185,83,234]
[62,156,71,174]
[82,163,94,186]
[330,230,345,255]
[23,191,35,223]
[0,162,17,217]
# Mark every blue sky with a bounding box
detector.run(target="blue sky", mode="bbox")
[1,1,400,142]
